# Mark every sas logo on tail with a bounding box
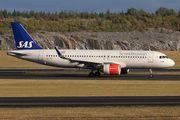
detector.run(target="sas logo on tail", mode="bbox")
[17,41,34,48]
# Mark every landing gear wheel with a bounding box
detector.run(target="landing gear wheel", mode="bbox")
[149,74,153,78]
[149,69,153,78]
[95,72,101,76]
[89,72,94,77]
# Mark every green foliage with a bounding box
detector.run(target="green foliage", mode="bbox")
[1,7,180,34]
[156,7,176,17]
[35,12,41,20]
[91,34,98,37]
[126,8,139,16]
[0,12,4,20]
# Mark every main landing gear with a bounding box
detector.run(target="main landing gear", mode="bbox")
[89,70,101,77]
[149,69,153,78]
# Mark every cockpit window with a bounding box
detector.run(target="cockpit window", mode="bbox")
[159,56,168,59]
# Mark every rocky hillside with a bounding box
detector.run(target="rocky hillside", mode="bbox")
[0,28,180,51]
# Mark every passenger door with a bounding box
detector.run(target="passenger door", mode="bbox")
[148,53,153,63]
[38,51,43,61]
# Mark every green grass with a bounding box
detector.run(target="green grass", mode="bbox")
[0,79,180,97]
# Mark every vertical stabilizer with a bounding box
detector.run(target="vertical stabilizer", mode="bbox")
[11,22,42,50]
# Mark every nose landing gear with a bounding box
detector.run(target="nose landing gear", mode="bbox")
[149,69,153,78]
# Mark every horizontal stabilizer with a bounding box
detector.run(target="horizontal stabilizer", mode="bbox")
[7,51,28,57]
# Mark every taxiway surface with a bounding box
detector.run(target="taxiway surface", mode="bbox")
[0,96,180,107]
[0,69,179,80]
[0,72,179,80]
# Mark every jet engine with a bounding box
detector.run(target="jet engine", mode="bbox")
[102,64,129,75]
[103,64,121,75]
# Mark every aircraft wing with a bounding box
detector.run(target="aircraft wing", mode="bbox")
[54,47,126,69]
[55,47,103,69]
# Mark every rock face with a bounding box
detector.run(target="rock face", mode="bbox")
[1,28,180,51]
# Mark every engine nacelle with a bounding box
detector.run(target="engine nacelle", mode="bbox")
[121,68,129,74]
[103,64,121,75]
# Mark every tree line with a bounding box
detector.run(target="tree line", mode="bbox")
[0,7,180,34]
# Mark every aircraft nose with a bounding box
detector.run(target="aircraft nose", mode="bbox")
[169,59,175,67]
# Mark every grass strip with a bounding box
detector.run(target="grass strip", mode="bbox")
[0,79,179,97]
[0,106,180,119]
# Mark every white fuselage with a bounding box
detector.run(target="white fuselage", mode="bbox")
[8,49,175,69]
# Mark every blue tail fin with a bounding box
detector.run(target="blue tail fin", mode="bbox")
[11,22,42,50]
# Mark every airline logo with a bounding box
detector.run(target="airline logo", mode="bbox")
[160,61,164,63]
[17,41,34,48]
[60,51,66,54]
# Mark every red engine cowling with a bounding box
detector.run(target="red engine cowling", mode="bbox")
[103,64,121,75]
[121,68,129,74]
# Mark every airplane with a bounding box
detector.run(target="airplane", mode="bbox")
[7,22,175,77]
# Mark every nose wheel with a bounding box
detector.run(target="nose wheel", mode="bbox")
[149,69,153,78]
